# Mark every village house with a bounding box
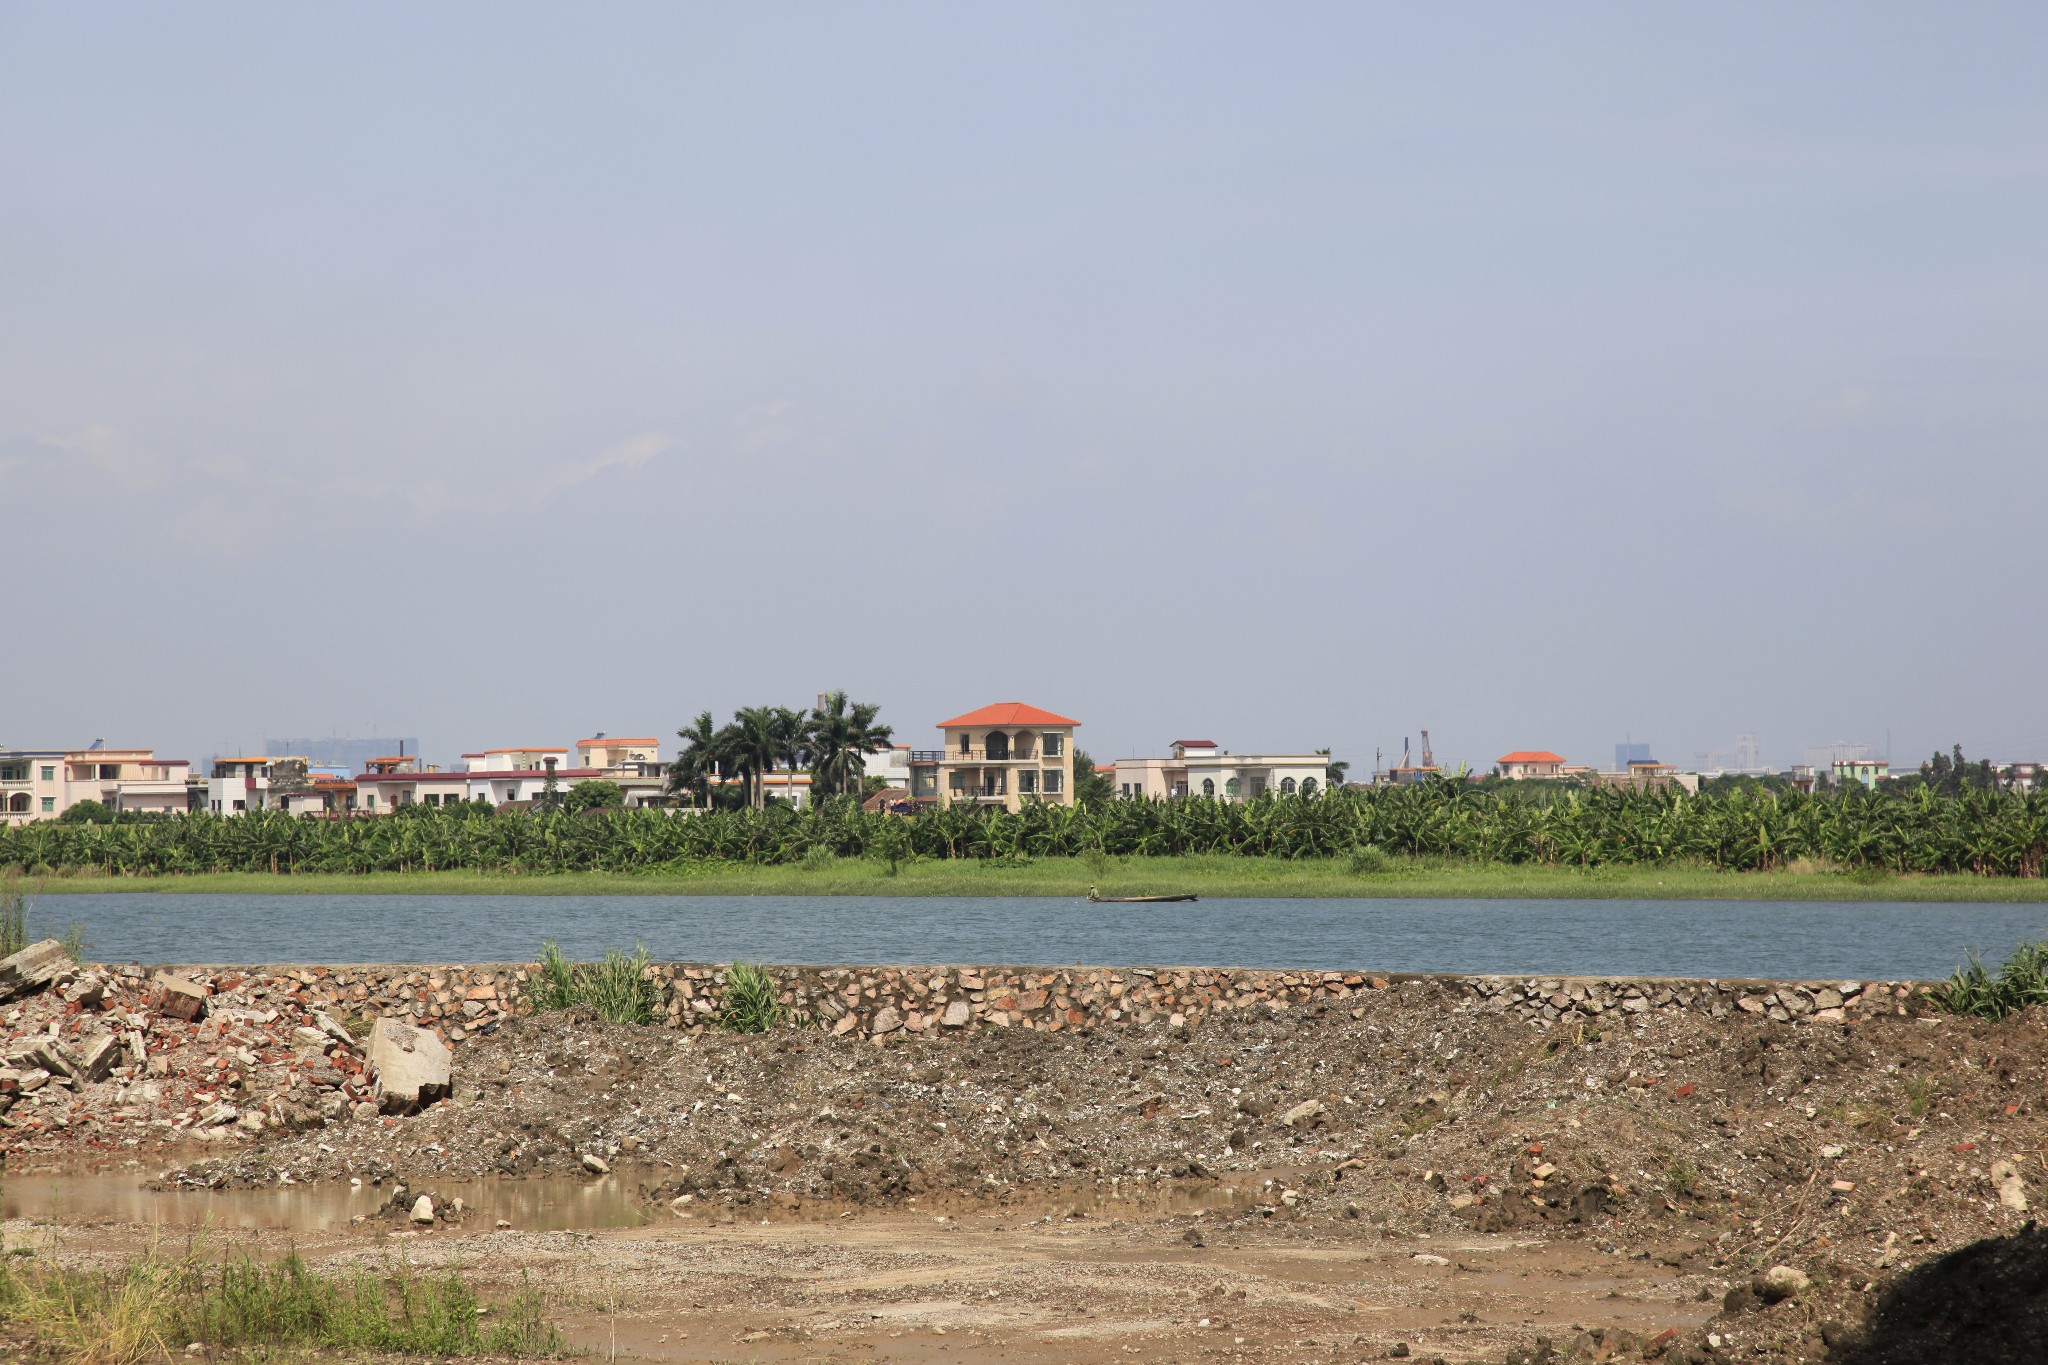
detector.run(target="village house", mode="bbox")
[1497,750,1567,780]
[574,736,671,808]
[2,747,191,823]
[1113,740,1328,801]
[1833,757,1890,788]
[349,756,469,811]
[909,703,1078,810]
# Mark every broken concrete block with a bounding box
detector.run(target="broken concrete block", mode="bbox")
[195,1102,239,1127]
[314,1012,356,1049]
[365,1017,452,1113]
[153,974,209,1022]
[20,1039,76,1079]
[0,940,73,1003]
[74,1033,121,1082]
[60,975,106,1008]
[0,1068,43,1094]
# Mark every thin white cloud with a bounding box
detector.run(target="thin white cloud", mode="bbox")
[543,432,675,492]
[46,424,165,490]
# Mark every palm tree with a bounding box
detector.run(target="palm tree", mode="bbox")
[806,692,896,800]
[1318,748,1350,788]
[723,707,783,810]
[667,712,725,809]
[772,706,809,807]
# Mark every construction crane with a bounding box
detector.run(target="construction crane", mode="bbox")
[1420,729,1435,770]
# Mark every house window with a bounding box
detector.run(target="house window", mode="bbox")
[1202,778,1215,797]
[1280,777,1296,794]
[1225,779,1241,797]
[1302,777,1317,796]
[1042,733,1063,757]
[1019,770,1037,794]
[1042,770,1063,794]
[948,771,966,792]
[41,797,55,813]
[99,764,120,780]
[41,766,55,781]
[958,733,972,755]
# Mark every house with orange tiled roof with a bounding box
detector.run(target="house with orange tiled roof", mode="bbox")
[1497,750,1567,780]
[908,702,1079,810]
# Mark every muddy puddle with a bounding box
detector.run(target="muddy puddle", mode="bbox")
[1,1172,655,1233]
[1,1169,1275,1236]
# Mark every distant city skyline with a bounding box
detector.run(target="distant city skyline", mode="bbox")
[3,6,2043,772]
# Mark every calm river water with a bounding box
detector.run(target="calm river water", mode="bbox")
[30,894,2048,979]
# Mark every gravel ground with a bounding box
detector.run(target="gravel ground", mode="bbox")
[9,964,2047,1362]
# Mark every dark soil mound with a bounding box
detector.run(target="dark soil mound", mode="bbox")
[1834,1223,2048,1364]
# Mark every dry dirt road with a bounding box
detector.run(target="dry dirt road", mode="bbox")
[15,1191,1719,1365]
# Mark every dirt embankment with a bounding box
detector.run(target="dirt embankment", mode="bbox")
[5,958,2047,1362]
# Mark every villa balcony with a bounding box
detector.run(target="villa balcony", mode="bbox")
[932,748,1060,764]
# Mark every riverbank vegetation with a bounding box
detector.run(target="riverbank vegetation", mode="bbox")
[6,782,2046,885]
[22,855,2048,903]
[1939,936,2048,1018]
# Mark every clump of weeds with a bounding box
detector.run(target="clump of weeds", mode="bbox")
[527,941,659,1025]
[1938,938,2048,1020]
[716,962,787,1033]
[0,1245,563,1359]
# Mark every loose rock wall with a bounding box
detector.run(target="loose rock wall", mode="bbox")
[166,962,1939,1043]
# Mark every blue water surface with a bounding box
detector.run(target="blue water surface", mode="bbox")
[32,895,2048,979]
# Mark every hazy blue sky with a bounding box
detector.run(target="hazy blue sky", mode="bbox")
[3,4,2044,773]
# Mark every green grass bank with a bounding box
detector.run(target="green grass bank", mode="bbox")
[27,855,2048,901]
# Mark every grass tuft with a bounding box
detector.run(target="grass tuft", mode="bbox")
[582,947,658,1025]
[527,941,659,1024]
[1347,844,1394,876]
[0,872,83,960]
[0,872,28,957]
[717,962,785,1033]
[1937,937,2048,1020]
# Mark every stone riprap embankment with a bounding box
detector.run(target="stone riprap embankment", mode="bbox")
[144,961,1940,1038]
[0,945,1938,1160]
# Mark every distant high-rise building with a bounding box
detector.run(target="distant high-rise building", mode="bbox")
[1615,742,1652,770]
[1695,732,1767,774]
[266,737,421,775]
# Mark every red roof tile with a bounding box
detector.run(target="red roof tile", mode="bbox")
[1498,751,1565,765]
[936,703,1081,729]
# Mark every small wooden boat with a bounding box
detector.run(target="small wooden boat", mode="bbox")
[1088,886,1198,904]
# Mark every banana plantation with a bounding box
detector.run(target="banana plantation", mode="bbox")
[2,782,2045,878]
